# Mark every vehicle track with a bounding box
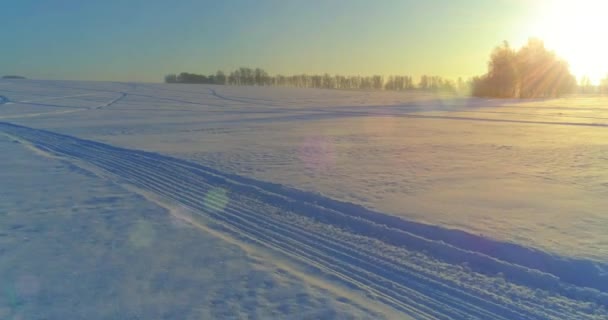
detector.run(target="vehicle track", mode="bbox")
[1,122,606,319]
[97,92,127,109]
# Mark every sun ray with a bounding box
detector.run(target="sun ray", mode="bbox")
[529,0,608,84]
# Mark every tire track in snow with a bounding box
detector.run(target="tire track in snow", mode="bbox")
[0,91,127,119]
[124,92,229,108]
[209,88,280,106]
[1,122,606,319]
[12,93,98,104]
[97,92,127,109]
[277,108,608,128]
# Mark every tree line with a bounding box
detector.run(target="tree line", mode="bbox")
[164,40,607,98]
[165,68,468,92]
[1,75,26,79]
[579,75,608,94]
[602,77,608,94]
[472,39,577,98]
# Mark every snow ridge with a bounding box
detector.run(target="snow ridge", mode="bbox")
[1,121,606,319]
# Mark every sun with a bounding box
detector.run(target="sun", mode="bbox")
[529,0,608,84]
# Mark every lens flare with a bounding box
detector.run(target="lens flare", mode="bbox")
[203,188,229,212]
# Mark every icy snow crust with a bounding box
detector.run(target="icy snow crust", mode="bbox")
[1,79,608,319]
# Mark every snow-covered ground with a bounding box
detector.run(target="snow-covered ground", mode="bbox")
[0,133,379,319]
[1,79,608,319]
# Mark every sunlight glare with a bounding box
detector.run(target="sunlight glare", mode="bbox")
[530,0,608,84]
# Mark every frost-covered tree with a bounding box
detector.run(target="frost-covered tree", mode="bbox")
[215,71,226,85]
[600,75,608,94]
[473,39,576,98]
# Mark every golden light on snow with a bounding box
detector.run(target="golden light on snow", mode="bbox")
[530,0,608,84]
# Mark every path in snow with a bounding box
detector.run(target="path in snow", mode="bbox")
[1,121,606,319]
[0,133,381,320]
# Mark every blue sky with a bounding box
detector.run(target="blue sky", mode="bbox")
[2,0,538,82]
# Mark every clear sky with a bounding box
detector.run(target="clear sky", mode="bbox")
[0,0,574,82]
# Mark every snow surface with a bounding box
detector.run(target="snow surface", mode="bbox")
[1,79,608,318]
[0,128,384,319]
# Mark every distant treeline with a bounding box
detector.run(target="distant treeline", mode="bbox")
[165,41,608,98]
[2,75,26,79]
[580,76,608,94]
[165,69,468,92]
[599,78,608,94]
[472,39,577,98]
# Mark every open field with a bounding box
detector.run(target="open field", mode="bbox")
[1,79,607,319]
